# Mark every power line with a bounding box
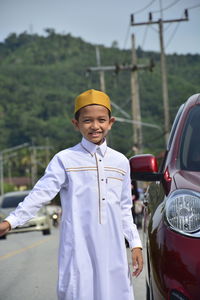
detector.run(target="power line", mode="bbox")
[114,117,162,131]
[111,102,131,119]
[165,13,183,49]
[149,24,158,33]
[141,25,149,49]
[152,0,182,13]
[122,23,131,50]
[187,4,200,10]
[164,22,173,32]
[133,0,157,15]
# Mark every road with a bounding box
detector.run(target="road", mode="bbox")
[0,228,145,300]
[0,228,59,300]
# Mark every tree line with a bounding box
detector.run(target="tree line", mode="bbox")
[0,29,199,184]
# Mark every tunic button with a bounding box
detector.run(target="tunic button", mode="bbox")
[101,179,104,181]
[99,159,102,162]
[102,198,105,200]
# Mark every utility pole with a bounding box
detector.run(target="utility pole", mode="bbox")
[130,10,189,144]
[30,145,52,186]
[159,19,169,144]
[0,143,29,195]
[30,146,37,186]
[96,46,106,92]
[45,138,51,165]
[131,33,142,153]
[87,49,153,151]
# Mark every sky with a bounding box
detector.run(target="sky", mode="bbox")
[1,0,200,55]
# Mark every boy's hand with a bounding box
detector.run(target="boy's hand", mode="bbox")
[0,221,11,236]
[131,247,143,277]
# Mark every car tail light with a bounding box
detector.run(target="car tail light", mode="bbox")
[166,190,200,235]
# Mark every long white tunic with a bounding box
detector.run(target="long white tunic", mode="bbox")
[6,138,142,300]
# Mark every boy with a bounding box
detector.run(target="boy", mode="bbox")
[0,89,143,300]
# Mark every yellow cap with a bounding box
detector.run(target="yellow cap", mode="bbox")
[74,89,111,113]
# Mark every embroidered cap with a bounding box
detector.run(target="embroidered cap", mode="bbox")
[74,89,111,113]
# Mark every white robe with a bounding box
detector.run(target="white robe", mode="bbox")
[6,138,142,300]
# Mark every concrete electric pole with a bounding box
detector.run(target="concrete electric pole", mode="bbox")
[96,46,106,92]
[130,9,189,144]
[130,33,142,153]
[0,143,29,195]
[30,145,52,186]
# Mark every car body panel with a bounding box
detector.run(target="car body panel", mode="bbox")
[130,94,200,299]
[174,170,200,191]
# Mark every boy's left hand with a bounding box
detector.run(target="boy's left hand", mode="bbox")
[131,247,143,277]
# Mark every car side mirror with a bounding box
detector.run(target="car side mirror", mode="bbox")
[129,154,162,181]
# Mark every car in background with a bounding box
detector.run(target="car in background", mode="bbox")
[130,94,200,300]
[0,190,51,239]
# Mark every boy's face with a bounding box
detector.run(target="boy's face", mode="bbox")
[72,105,115,145]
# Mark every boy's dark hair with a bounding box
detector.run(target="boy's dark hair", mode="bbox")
[74,106,111,121]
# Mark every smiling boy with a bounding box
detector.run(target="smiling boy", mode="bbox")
[72,104,114,145]
[0,89,143,300]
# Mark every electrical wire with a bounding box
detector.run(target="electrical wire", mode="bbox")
[165,12,183,49]
[124,0,157,53]
[149,24,158,33]
[152,0,181,13]
[122,22,131,50]
[133,0,157,15]
[164,22,173,32]
[141,25,149,49]
[129,0,157,53]
[187,4,200,10]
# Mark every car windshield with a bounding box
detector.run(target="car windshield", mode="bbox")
[180,105,200,171]
[1,194,27,208]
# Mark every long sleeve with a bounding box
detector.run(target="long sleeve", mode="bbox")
[120,160,142,249]
[5,153,66,229]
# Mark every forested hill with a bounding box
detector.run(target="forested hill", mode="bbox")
[0,29,200,156]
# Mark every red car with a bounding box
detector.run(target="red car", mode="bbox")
[130,94,200,300]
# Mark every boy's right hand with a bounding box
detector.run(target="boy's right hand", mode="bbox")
[0,221,11,236]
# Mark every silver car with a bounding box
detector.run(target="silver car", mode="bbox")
[0,190,51,239]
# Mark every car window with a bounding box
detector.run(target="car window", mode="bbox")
[167,103,185,151]
[158,103,184,173]
[1,194,28,208]
[179,105,200,171]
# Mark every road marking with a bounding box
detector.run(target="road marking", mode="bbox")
[0,236,52,261]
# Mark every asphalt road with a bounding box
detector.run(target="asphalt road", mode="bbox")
[0,228,59,300]
[0,228,145,300]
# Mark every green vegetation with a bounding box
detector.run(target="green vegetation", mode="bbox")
[0,29,199,170]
